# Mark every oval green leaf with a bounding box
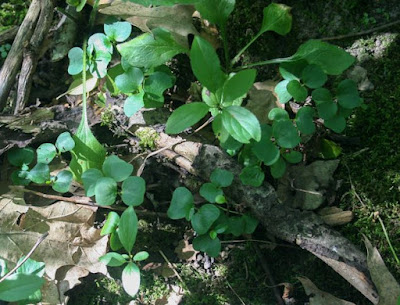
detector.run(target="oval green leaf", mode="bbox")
[102,155,133,182]
[301,64,327,89]
[270,157,286,178]
[295,106,315,135]
[260,3,292,35]
[121,176,146,206]
[99,252,127,267]
[104,20,132,42]
[52,170,73,193]
[95,177,117,206]
[165,102,209,134]
[82,168,104,197]
[287,79,308,102]
[27,163,50,184]
[239,165,265,187]
[222,69,256,105]
[167,187,194,220]
[210,168,234,188]
[115,67,144,94]
[101,211,120,236]
[36,143,57,164]
[272,120,301,148]
[191,204,220,235]
[199,183,223,203]
[124,92,144,117]
[7,147,34,167]
[56,132,75,153]
[133,251,149,262]
[68,47,84,75]
[192,234,221,258]
[118,206,138,253]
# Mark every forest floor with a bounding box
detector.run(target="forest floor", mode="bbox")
[1,0,400,304]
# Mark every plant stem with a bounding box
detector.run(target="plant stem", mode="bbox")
[0,232,49,283]
[231,32,262,66]
[377,215,400,265]
[238,56,293,70]
[220,26,231,71]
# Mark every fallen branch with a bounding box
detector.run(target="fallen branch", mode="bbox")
[154,132,379,304]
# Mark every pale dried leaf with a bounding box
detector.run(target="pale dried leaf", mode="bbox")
[364,236,400,305]
[0,191,108,303]
[298,276,356,305]
[99,0,198,46]
[246,81,283,125]
[174,239,197,261]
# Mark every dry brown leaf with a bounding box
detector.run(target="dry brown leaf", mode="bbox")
[99,0,198,47]
[364,236,400,305]
[246,81,284,125]
[174,239,197,261]
[298,276,356,305]
[0,190,108,304]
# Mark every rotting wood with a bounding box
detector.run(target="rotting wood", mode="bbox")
[154,132,379,304]
[0,0,41,111]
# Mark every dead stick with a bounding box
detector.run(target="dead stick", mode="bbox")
[0,232,49,283]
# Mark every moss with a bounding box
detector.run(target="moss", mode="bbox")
[135,127,160,149]
[0,0,28,32]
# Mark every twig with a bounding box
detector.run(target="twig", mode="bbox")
[158,250,190,293]
[377,215,400,265]
[319,19,400,41]
[0,232,49,283]
[290,179,324,196]
[226,280,246,305]
[251,242,285,305]
[343,163,366,207]
[221,239,298,249]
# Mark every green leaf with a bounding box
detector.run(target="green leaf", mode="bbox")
[315,100,337,120]
[118,28,187,69]
[319,138,342,159]
[7,147,34,167]
[193,234,221,258]
[88,33,113,54]
[95,177,118,206]
[202,87,221,108]
[221,106,261,144]
[82,168,104,197]
[191,204,220,235]
[76,0,86,12]
[268,108,289,121]
[279,60,308,80]
[0,259,8,277]
[16,257,45,277]
[143,67,175,107]
[52,170,73,193]
[119,206,138,253]
[324,114,346,133]
[11,170,30,186]
[165,102,209,134]
[126,0,201,6]
[115,67,144,94]
[167,187,194,220]
[312,87,332,102]
[259,3,292,36]
[210,168,234,187]
[68,47,84,75]
[124,92,145,117]
[36,143,57,164]
[239,165,265,187]
[290,40,355,75]
[70,120,106,182]
[200,183,223,203]
[251,125,280,166]
[226,216,245,236]
[56,132,75,153]
[99,252,127,267]
[122,262,141,297]
[121,176,146,206]
[274,80,292,104]
[301,64,327,88]
[110,230,123,251]
[215,195,226,204]
[295,106,315,135]
[102,155,134,182]
[190,36,226,93]
[270,157,286,178]
[0,274,44,302]
[133,251,149,261]
[27,163,50,184]
[337,79,361,109]
[282,150,303,163]
[101,211,120,236]
[221,69,256,105]
[195,0,235,27]
[88,50,111,79]
[287,80,308,102]
[104,20,132,42]
[243,214,258,234]
[272,120,300,148]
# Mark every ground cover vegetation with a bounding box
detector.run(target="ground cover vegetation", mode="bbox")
[0,0,399,304]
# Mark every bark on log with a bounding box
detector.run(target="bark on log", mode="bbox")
[0,0,41,111]
[0,26,18,45]
[154,133,379,304]
[15,0,55,114]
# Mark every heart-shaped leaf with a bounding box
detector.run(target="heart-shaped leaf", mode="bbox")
[82,168,104,197]
[199,183,223,203]
[104,20,132,42]
[56,132,75,153]
[7,147,34,167]
[102,155,133,182]
[192,234,221,258]
[52,170,73,193]
[143,66,175,107]
[337,79,361,109]
[28,163,50,184]
[36,143,57,164]
[268,108,289,121]
[324,114,346,133]
[251,124,280,166]
[295,106,315,135]
[167,187,194,220]
[95,177,118,206]
[273,120,301,148]
[287,79,308,102]
[282,150,303,163]
[302,64,327,88]
[239,165,265,187]
[115,67,144,93]
[191,204,220,235]
[121,176,146,206]
[210,168,234,188]
[274,80,292,104]
[270,157,286,178]
[165,102,209,134]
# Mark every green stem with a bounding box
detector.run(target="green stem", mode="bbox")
[216,205,241,215]
[377,215,400,265]
[231,32,262,66]
[237,56,293,70]
[220,26,231,71]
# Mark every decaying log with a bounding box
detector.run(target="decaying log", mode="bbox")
[15,0,55,114]
[154,133,379,304]
[0,26,18,45]
[0,0,41,111]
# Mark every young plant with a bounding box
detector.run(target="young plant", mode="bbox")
[7,131,76,193]
[81,155,148,297]
[168,168,259,257]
